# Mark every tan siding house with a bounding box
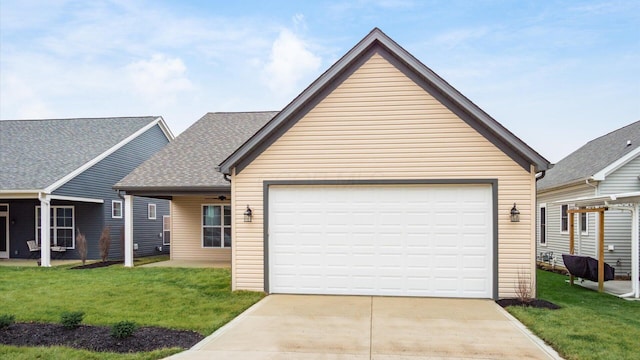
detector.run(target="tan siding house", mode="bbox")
[171,196,231,263]
[117,28,550,299]
[220,29,550,299]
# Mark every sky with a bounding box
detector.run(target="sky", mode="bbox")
[1,0,639,163]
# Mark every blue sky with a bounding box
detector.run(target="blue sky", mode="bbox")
[1,0,638,162]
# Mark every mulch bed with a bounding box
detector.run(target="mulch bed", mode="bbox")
[496,298,560,309]
[69,260,122,270]
[0,323,204,353]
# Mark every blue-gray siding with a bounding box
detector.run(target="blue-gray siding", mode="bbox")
[17,124,172,260]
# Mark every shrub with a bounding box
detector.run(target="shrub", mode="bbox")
[99,226,111,262]
[0,314,15,329]
[60,311,85,329]
[111,320,138,339]
[514,267,533,303]
[76,228,88,265]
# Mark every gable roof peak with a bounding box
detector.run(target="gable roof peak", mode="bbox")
[218,27,550,175]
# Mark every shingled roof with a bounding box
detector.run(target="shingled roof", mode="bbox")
[115,111,277,193]
[0,117,161,191]
[538,120,640,191]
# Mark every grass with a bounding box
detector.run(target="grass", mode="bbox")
[507,269,640,360]
[0,264,265,359]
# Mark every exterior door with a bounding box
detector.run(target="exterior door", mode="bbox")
[0,204,8,258]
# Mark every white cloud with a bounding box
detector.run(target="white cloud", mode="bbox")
[1,74,53,119]
[125,54,194,104]
[262,29,322,97]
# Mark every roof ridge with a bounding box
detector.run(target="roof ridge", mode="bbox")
[207,111,279,115]
[0,116,159,122]
[585,119,640,145]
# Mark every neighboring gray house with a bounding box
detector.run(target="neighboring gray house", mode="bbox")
[537,120,640,278]
[114,112,276,263]
[0,117,173,265]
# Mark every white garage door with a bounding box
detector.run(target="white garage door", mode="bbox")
[268,184,494,298]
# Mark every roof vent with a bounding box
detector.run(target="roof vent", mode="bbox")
[627,140,632,146]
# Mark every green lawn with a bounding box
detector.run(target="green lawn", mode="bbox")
[508,269,640,360]
[0,264,265,359]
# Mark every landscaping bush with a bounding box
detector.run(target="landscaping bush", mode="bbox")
[111,320,138,339]
[76,228,87,265]
[99,226,111,262]
[60,311,85,329]
[0,314,15,329]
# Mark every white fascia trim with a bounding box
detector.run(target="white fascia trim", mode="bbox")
[45,118,164,193]
[591,146,640,181]
[49,195,104,204]
[155,116,175,141]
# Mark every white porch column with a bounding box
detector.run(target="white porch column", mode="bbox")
[124,195,134,267]
[39,194,51,267]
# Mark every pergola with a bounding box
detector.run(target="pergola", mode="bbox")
[557,191,640,299]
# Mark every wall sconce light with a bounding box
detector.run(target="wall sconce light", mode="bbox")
[510,203,520,222]
[243,205,253,223]
[218,195,227,201]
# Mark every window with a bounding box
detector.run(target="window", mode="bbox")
[540,206,547,245]
[561,204,568,232]
[580,212,588,234]
[148,203,156,220]
[112,200,122,219]
[202,205,231,248]
[163,215,170,246]
[35,206,74,248]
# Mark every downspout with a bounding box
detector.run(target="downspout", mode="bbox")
[535,171,546,182]
[223,173,232,183]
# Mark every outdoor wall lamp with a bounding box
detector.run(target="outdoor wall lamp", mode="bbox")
[510,203,520,223]
[243,205,253,223]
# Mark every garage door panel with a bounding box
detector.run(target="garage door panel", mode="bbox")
[269,184,493,298]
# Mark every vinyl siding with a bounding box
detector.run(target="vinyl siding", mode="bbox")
[231,53,536,298]
[537,183,597,264]
[170,196,231,262]
[52,124,170,259]
[598,155,640,276]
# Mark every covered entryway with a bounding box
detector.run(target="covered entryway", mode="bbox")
[267,183,495,298]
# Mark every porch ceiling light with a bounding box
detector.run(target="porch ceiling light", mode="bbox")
[243,205,253,223]
[510,203,520,223]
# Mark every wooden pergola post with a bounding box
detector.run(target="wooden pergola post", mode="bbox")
[567,208,606,292]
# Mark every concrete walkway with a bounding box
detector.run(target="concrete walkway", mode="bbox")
[140,259,230,268]
[169,295,562,360]
[0,259,80,267]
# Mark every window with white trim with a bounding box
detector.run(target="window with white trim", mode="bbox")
[163,215,170,246]
[561,204,568,232]
[202,205,231,248]
[540,205,547,245]
[148,203,156,220]
[112,200,122,219]
[580,212,588,235]
[35,206,75,248]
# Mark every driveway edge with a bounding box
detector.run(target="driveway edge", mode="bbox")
[495,305,565,360]
[166,296,269,358]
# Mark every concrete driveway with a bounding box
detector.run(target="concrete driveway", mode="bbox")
[170,295,561,360]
